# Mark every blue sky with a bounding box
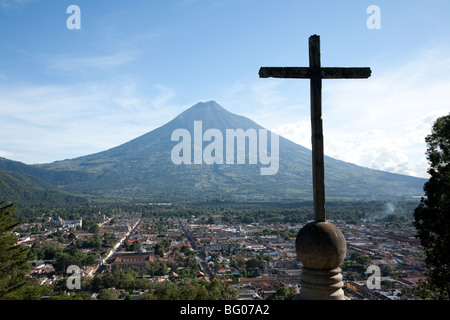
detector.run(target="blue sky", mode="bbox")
[0,0,449,178]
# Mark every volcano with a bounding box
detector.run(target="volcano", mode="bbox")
[0,101,426,201]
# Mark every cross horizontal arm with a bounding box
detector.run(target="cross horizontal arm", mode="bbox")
[321,67,371,79]
[259,67,310,79]
[259,67,371,79]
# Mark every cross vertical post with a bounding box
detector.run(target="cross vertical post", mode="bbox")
[308,35,325,222]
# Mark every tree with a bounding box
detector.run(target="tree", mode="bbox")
[97,288,119,300]
[270,286,296,300]
[126,240,141,252]
[0,198,30,299]
[153,243,165,257]
[52,252,81,275]
[414,114,450,299]
[350,252,370,266]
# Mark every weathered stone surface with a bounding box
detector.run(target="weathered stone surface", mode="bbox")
[298,267,347,300]
[295,221,348,300]
[259,67,371,79]
[295,221,346,270]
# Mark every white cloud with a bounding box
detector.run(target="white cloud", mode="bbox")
[273,120,311,150]
[45,52,136,74]
[230,80,310,131]
[251,81,284,111]
[151,84,176,110]
[270,47,450,178]
[0,79,179,164]
[0,150,14,158]
[0,0,33,9]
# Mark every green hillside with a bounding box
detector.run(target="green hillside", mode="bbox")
[0,168,87,207]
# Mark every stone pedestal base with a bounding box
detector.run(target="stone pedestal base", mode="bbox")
[299,267,346,300]
[295,221,348,300]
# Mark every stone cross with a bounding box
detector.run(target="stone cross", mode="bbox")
[259,34,371,222]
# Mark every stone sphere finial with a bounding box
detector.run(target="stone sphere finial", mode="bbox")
[295,221,346,270]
